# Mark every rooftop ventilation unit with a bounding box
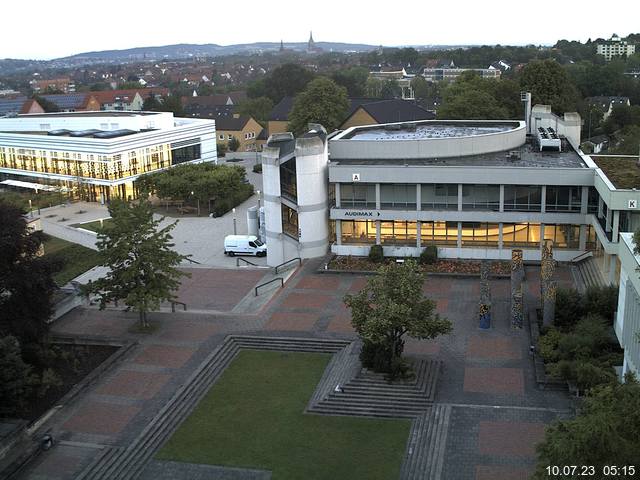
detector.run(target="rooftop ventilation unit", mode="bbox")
[537,127,561,151]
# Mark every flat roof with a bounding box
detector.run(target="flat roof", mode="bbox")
[340,120,520,141]
[19,111,161,118]
[331,137,587,169]
[591,156,640,189]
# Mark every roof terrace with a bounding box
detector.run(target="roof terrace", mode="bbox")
[591,155,640,189]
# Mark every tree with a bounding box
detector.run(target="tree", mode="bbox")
[533,378,640,478]
[0,202,57,344]
[287,77,349,135]
[520,59,580,113]
[228,136,240,152]
[380,79,401,99]
[610,126,640,155]
[237,96,274,124]
[344,260,452,377]
[262,63,315,103]
[84,200,189,327]
[0,336,37,414]
[331,67,369,97]
[142,95,162,111]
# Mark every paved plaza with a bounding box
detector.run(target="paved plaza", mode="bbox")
[17,260,576,480]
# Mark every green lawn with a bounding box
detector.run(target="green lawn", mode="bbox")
[157,350,411,480]
[43,235,102,286]
[71,218,112,232]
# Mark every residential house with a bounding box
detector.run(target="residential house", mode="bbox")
[92,90,144,111]
[184,104,262,152]
[597,34,636,61]
[340,99,436,130]
[0,97,45,117]
[39,93,101,112]
[30,77,75,93]
[586,96,631,120]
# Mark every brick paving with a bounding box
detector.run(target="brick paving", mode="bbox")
[95,370,171,399]
[62,401,141,436]
[464,367,525,395]
[478,421,546,457]
[18,261,577,480]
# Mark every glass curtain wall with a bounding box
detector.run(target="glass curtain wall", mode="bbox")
[545,186,582,212]
[503,186,542,212]
[341,220,377,244]
[421,184,458,210]
[461,185,500,211]
[340,183,376,208]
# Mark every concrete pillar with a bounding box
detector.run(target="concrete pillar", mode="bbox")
[606,207,612,232]
[579,224,587,251]
[375,220,381,245]
[335,220,342,245]
[457,222,462,248]
[262,143,285,267]
[375,183,381,210]
[541,185,546,213]
[498,223,504,249]
[598,196,603,218]
[613,210,620,242]
[542,280,557,327]
[608,255,617,285]
[417,221,422,248]
[499,185,505,213]
[416,184,421,211]
[581,186,589,215]
[335,183,341,208]
[458,184,463,211]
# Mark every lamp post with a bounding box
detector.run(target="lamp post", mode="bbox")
[28,199,33,218]
[257,189,261,210]
[191,190,200,216]
[232,207,237,235]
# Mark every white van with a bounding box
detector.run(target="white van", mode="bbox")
[224,235,267,257]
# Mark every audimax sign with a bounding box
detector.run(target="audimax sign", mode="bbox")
[344,211,381,218]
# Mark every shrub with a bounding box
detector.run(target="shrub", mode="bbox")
[557,314,611,361]
[38,368,62,398]
[368,245,384,263]
[228,136,240,152]
[419,245,438,265]
[216,142,227,157]
[360,340,392,373]
[252,163,262,173]
[554,287,584,329]
[538,327,562,363]
[584,285,618,321]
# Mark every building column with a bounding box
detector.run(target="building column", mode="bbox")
[581,186,589,215]
[579,224,587,251]
[417,221,422,248]
[457,222,462,248]
[498,223,504,249]
[416,184,421,211]
[606,207,612,232]
[499,185,505,213]
[540,224,545,250]
[608,255,617,285]
[613,210,620,242]
[335,183,341,208]
[458,184,463,211]
[598,196,603,218]
[541,185,546,213]
[375,183,381,210]
[335,220,342,245]
[375,220,381,245]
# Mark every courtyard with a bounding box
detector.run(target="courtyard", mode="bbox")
[15,259,575,480]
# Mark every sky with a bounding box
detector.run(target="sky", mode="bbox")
[2,0,639,60]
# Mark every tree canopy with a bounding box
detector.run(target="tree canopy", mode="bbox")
[520,59,580,114]
[534,378,640,477]
[237,96,274,124]
[248,63,315,103]
[287,77,349,135]
[344,260,452,376]
[0,202,57,344]
[84,200,189,327]
[331,67,369,97]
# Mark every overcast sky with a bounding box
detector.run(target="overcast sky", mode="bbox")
[2,0,639,60]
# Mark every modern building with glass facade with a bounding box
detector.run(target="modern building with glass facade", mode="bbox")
[262,108,640,287]
[0,111,216,202]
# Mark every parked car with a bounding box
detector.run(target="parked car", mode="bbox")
[224,235,267,257]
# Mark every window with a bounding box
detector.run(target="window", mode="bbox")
[228,134,233,140]
[460,222,500,247]
[543,224,580,249]
[588,187,599,214]
[503,186,542,212]
[379,221,418,245]
[340,183,376,208]
[281,204,298,238]
[380,184,416,209]
[421,184,458,210]
[341,220,376,244]
[461,185,500,211]
[502,223,542,247]
[279,158,297,201]
[545,186,582,212]
[420,221,458,246]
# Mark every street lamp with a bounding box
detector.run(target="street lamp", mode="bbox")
[232,207,237,235]
[191,190,200,216]
[28,199,33,218]
[257,189,261,210]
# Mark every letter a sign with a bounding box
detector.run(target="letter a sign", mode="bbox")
[352,173,361,182]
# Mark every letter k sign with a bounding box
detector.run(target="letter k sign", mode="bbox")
[629,199,637,209]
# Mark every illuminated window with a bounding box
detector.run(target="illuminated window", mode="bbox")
[341,220,376,244]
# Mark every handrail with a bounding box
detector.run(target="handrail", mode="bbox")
[236,257,259,267]
[184,257,201,265]
[570,251,593,263]
[171,301,187,312]
[274,257,301,274]
[255,277,284,296]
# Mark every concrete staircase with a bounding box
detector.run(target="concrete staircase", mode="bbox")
[399,405,452,480]
[308,359,442,418]
[574,256,606,291]
[75,335,349,480]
